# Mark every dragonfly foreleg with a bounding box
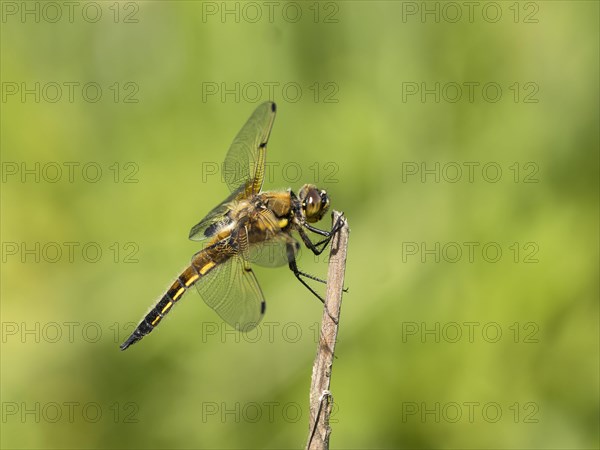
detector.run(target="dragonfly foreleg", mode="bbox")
[299,213,345,256]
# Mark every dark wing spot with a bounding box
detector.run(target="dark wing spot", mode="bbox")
[204,223,218,237]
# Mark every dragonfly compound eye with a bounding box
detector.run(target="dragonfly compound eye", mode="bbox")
[303,188,329,223]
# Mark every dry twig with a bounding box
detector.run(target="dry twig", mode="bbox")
[306,211,349,450]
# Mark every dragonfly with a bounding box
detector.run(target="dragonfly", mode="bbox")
[120,101,344,350]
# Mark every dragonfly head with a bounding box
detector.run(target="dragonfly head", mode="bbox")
[299,184,330,223]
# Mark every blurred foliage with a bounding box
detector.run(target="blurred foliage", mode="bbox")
[1,1,598,449]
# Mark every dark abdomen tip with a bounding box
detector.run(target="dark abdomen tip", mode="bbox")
[120,331,143,351]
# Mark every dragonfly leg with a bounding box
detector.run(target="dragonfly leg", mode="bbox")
[296,218,349,294]
[299,214,346,256]
[288,257,338,325]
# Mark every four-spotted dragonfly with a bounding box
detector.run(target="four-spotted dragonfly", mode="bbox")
[121,102,343,350]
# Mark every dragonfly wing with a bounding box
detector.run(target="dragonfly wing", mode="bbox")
[191,102,276,240]
[247,235,300,268]
[189,184,246,241]
[195,250,265,332]
[223,102,276,195]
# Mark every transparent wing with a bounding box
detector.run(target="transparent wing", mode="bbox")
[190,102,276,240]
[223,101,276,195]
[239,206,300,267]
[189,184,246,241]
[195,252,266,332]
[247,234,300,267]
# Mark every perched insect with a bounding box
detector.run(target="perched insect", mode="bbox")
[121,102,343,350]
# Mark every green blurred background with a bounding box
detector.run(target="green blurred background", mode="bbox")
[1,1,598,448]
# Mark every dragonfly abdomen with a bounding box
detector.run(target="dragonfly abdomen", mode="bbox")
[119,259,216,351]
